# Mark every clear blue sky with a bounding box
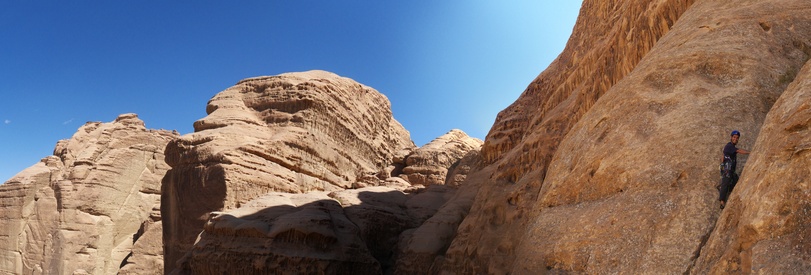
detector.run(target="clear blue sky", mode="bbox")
[0,1,581,182]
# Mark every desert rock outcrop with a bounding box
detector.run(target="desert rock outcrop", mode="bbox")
[162,70,419,272]
[437,0,699,273]
[400,129,482,187]
[692,44,811,274]
[184,185,457,274]
[510,0,811,273]
[0,114,177,275]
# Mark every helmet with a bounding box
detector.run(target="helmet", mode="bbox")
[731,130,741,137]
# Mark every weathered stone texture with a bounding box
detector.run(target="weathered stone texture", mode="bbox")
[438,1,699,273]
[0,114,177,275]
[162,70,419,272]
[511,0,811,274]
[400,129,482,187]
[183,185,458,275]
[692,41,811,274]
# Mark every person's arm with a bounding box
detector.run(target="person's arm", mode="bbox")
[737,148,750,154]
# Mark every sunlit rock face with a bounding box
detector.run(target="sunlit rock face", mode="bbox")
[693,45,811,274]
[0,114,177,275]
[425,0,811,274]
[436,0,700,273]
[400,129,482,187]
[161,70,425,272]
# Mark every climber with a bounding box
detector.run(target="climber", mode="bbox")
[719,130,750,209]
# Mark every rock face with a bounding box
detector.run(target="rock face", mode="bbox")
[400,129,482,187]
[436,0,699,273]
[0,114,177,275]
[6,1,811,273]
[511,1,811,273]
[410,0,811,274]
[692,47,811,274]
[185,185,457,275]
[162,71,421,272]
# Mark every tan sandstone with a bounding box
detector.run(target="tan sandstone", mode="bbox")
[162,70,419,272]
[436,1,699,273]
[692,41,811,274]
[400,129,482,187]
[0,114,177,275]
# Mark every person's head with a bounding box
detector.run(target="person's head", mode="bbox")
[730,130,741,144]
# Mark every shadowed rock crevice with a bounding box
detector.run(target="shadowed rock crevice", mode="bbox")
[181,187,457,275]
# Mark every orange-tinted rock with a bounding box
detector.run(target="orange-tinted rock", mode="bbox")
[511,0,811,273]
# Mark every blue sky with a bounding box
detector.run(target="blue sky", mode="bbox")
[0,1,581,182]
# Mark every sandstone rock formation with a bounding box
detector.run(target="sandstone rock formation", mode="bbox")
[184,185,457,274]
[390,0,811,274]
[5,1,811,274]
[162,70,421,272]
[0,114,177,275]
[436,0,700,273]
[692,46,811,274]
[400,129,482,187]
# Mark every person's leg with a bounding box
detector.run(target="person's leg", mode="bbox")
[719,176,731,209]
[730,173,739,190]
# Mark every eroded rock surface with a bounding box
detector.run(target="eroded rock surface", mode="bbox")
[0,114,177,275]
[183,185,457,275]
[162,71,419,272]
[437,1,699,273]
[692,46,811,274]
[399,0,811,274]
[400,129,482,187]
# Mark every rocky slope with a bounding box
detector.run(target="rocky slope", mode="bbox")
[161,70,481,273]
[0,114,177,275]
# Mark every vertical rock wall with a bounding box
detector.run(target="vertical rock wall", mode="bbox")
[693,42,811,274]
[511,0,811,273]
[437,1,697,273]
[0,114,177,275]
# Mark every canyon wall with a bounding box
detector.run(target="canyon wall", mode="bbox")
[437,0,698,273]
[693,41,811,274]
[385,0,811,274]
[0,114,177,274]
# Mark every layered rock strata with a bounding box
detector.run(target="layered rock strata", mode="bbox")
[162,71,418,272]
[185,185,457,274]
[0,114,177,275]
[400,129,482,187]
[510,0,811,273]
[436,0,699,273]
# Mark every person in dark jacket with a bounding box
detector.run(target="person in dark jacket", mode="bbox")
[719,130,750,209]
